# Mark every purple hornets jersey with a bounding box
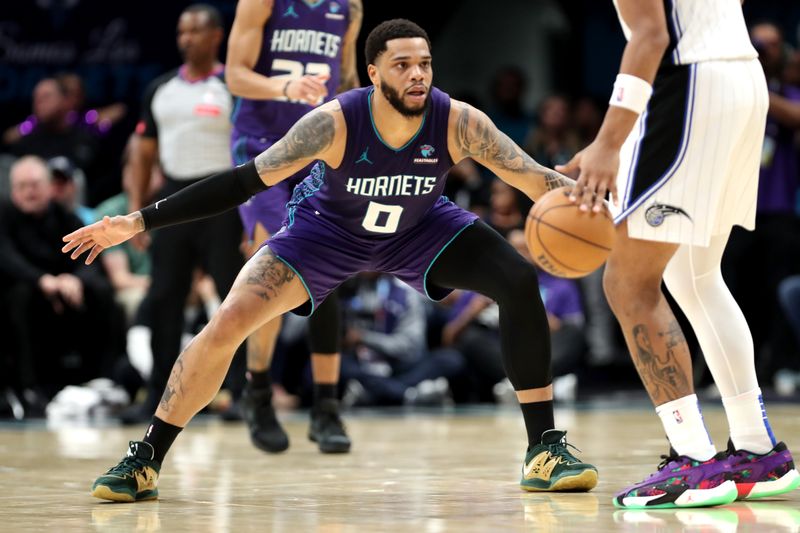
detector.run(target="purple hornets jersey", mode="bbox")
[287,86,454,236]
[231,0,350,139]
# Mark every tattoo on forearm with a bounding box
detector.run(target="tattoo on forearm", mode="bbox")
[160,352,187,412]
[543,170,575,191]
[455,107,534,172]
[246,250,296,302]
[631,322,692,403]
[132,212,145,232]
[455,105,574,192]
[255,111,335,175]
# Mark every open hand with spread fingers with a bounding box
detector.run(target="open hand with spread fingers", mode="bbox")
[556,139,621,213]
[62,213,144,265]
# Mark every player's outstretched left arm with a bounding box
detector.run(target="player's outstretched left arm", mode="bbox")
[63,103,344,265]
[447,100,574,202]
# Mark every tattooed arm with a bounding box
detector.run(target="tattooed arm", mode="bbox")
[447,99,575,202]
[255,102,344,184]
[62,103,345,265]
[337,0,363,93]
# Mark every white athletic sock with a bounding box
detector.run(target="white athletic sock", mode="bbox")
[656,394,717,461]
[721,387,776,454]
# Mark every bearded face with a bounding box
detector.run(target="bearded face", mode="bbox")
[379,76,431,118]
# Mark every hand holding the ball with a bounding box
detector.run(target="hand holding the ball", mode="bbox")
[556,139,620,214]
[526,187,616,279]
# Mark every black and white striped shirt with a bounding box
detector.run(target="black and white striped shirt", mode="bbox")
[137,65,233,180]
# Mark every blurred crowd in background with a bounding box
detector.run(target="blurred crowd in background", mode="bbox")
[1,0,799,421]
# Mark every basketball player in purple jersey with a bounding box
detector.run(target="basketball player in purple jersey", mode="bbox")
[68,19,598,502]
[559,0,798,509]
[225,0,363,455]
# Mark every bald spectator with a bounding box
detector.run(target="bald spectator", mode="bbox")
[0,156,119,415]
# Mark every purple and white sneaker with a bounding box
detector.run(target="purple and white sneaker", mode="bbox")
[614,450,737,509]
[726,440,800,500]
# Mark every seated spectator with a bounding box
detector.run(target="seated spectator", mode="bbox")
[0,156,119,413]
[524,94,580,169]
[48,156,94,225]
[487,66,534,146]
[92,135,160,324]
[442,229,586,403]
[4,78,99,176]
[485,178,526,237]
[56,72,127,136]
[339,273,466,407]
[3,73,126,146]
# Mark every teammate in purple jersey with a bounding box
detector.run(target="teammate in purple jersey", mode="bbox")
[224,0,362,455]
[67,19,598,502]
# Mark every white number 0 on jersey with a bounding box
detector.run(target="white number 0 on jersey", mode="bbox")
[362,201,403,234]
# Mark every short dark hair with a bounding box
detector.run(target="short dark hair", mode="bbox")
[365,19,431,67]
[183,3,223,29]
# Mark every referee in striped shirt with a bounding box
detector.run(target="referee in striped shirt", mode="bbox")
[121,4,245,423]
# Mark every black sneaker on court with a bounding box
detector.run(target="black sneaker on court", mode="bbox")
[520,429,598,492]
[309,398,351,454]
[241,384,289,453]
[91,441,160,502]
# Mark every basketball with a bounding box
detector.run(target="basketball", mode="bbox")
[525,187,616,278]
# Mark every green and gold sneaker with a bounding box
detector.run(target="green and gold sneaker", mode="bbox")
[520,429,598,492]
[91,441,161,502]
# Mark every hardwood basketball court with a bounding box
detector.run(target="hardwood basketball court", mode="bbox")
[1,403,798,532]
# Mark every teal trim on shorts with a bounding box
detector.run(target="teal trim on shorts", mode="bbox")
[422,220,475,301]
[272,253,315,316]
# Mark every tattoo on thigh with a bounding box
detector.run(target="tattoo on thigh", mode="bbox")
[160,352,187,412]
[246,252,296,302]
[631,322,691,402]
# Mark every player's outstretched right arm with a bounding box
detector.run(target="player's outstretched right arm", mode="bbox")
[63,103,345,264]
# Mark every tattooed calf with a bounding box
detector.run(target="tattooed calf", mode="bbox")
[632,323,691,403]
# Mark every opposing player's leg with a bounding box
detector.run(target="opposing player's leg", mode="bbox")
[91,247,310,502]
[664,233,799,500]
[427,220,597,492]
[604,221,735,509]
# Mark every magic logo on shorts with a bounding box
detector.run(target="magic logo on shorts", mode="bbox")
[414,144,438,164]
[645,203,692,227]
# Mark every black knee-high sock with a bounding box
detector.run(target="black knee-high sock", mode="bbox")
[143,416,182,463]
[314,383,338,405]
[520,400,555,448]
[247,369,272,389]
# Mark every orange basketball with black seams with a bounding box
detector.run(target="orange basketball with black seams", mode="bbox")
[525,186,616,278]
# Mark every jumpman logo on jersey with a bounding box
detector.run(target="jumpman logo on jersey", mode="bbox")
[283,2,299,18]
[356,148,373,165]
